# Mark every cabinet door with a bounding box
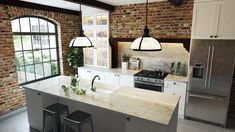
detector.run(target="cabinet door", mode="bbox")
[164,81,187,117]
[78,68,92,80]
[119,74,134,87]
[216,0,235,39]
[25,89,43,131]
[105,73,120,85]
[192,1,218,39]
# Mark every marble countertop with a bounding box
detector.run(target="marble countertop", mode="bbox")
[23,75,180,125]
[165,74,188,83]
[79,66,140,76]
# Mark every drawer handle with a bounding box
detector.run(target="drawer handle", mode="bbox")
[126,117,130,121]
[173,82,176,85]
[37,93,41,95]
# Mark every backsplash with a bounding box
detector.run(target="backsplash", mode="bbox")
[117,42,189,74]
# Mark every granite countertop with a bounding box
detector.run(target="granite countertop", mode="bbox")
[23,75,180,125]
[79,66,140,76]
[165,74,188,83]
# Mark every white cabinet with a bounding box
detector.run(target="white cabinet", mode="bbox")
[192,0,235,39]
[164,81,187,117]
[105,72,120,85]
[25,89,43,131]
[119,74,134,87]
[78,67,135,87]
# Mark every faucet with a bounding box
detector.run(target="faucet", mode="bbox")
[91,75,100,92]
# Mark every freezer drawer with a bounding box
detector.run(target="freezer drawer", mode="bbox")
[185,92,229,125]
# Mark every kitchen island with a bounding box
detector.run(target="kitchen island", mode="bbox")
[23,75,180,132]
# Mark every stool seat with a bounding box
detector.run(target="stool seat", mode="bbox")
[64,111,90,123]
[64,111,93,132]
[44,103,69,114]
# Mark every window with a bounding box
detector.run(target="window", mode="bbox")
[11,16,60,85]
[83,13,110,68]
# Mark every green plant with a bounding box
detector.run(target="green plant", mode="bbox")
[66,48,84,74]
[122,53,129,62]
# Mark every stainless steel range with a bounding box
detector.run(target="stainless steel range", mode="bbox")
[134,70,168,92]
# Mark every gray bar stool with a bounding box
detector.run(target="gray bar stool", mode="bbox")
[64,111,94,132]
[43,103,69,132]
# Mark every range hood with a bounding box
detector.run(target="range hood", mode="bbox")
[168,0,183,6]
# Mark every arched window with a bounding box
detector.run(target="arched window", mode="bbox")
[11,16,60,85]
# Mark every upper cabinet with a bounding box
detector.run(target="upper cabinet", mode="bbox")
[192,0,235,40]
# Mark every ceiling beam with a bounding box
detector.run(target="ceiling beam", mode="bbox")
[0,0,80,15]
[64,0,115,11]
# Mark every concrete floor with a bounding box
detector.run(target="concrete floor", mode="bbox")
[0,110,235,132]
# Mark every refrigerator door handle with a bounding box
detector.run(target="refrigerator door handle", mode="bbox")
[205,46,211,88]
[189,93,225,101]
[208,45,215,88]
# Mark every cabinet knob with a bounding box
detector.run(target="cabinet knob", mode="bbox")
[126,117,130,121]
[210,35,213,38]
[214,35,218,38]
[37,93,41,95]
[173,82,176,85]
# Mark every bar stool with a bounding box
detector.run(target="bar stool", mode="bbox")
[43,103,69,132]
[64,111,94,132]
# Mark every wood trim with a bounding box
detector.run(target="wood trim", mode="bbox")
[65,0,115,11]
[0,0,80,15]
[109,37,190,68]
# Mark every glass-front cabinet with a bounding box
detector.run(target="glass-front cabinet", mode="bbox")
[83,13,110,68]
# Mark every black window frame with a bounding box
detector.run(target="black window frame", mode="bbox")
[11,15,61,86]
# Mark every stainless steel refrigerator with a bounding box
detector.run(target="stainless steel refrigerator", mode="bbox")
[185,40,235,127]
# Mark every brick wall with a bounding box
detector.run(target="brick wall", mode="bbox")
[0,4,80,115]
[110,0,193,39]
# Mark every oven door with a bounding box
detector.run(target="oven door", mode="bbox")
[134,81,163,92]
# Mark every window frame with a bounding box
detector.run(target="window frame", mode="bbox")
[82,13,111,68]
[11,15,61,85]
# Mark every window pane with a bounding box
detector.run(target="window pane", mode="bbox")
[11,19,20,32]
[43,62,51,76]
[26,65,35,81]
[96,15,107,25]
[15,52,24,67]
[41,35,49,49]
[97,38,108,48]
[22,35,32,50]
[51,61,58,75]
[32,35,41,49]
[17,67,26,83]
[50,49,57,61]
[24,51,34,65]
[20,18,30,32]
[13,35,22,51]
[50,35,56,48]
[97,28,107,37]
[34,50,42,63]
[42,49,50,62]
[84,29,93,37]
[35,64,43,79]
[84,48,94,65]
[39,19,48,32]
[30,18,39,32]
[97,49,107,67]
[48,23,55,33]
[83,16,93,25]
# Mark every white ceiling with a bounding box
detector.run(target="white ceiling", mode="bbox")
[20,0,167,14]
[97,0,166,6]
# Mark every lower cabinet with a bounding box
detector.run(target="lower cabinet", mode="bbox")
[78,67,134,87]
[25,89,58,132]
[164,80,187,117]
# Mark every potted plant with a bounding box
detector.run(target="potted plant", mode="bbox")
[66,48,84,74]
[122,53,129,70]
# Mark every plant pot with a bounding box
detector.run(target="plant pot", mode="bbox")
[122,62,128,70]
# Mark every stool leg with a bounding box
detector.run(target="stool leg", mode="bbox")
[63,120,67,132]
[52,114,58,132]
[43,111,46,132]
[57,114,61,132]
[90,117,94,132]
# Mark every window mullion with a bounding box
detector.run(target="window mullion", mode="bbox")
[38,18,45,77]
[29,17,37,80]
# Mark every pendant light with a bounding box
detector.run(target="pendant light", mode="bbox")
[69,0,93,48]
[131,0,162,51]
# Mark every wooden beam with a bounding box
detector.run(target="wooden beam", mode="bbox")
[65,0,115,11]
[0,0,80,15]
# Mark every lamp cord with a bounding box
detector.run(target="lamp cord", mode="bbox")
[79,0,83,31]
[145,0,148,27]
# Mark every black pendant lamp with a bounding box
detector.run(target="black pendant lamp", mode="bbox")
[131,0,162,51]
[69,0,93,48]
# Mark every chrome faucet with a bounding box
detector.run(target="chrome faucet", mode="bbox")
[91,75,100,92]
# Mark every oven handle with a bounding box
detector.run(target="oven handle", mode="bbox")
[135,81,163,87]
